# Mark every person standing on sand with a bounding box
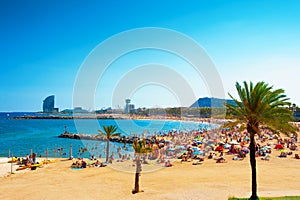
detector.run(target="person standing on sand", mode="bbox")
[32,153,37,164]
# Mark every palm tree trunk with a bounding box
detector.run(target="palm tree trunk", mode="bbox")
[134,171,140,193]
[106,140,109,163]
[133,157,142,193]
[249,132,258,200]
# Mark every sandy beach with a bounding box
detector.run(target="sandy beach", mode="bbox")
[0,151,300,200]
[1,122,299,200]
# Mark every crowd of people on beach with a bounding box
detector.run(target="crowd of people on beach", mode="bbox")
[68,122,299,170]
[12,153,38,166]
[5,121,299,174]
[5,152,51,172]
[71,158,107,168]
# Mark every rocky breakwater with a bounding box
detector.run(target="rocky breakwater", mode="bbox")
[58,131,150,144]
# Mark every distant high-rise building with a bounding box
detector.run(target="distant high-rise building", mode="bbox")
[43,95,59,113]
[124,99,135,114]
[124,99,131,114]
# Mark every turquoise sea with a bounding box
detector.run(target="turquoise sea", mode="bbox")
[0,112,213,158]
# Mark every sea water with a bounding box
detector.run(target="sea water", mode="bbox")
[0,113,213,158]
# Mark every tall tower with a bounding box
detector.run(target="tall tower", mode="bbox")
[43,95,55,113]
[124,99,131,114]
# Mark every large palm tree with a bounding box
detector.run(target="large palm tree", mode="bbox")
[225,81,296,200]
[132,139,152,194]
[98,125,120,163]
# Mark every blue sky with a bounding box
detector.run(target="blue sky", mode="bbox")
[1,0,300,111]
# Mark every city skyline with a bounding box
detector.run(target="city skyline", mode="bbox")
[1,1,300,111]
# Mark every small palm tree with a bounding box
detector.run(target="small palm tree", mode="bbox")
[132,139,152,194]
[98,125,120,163]
[225,81,296,200]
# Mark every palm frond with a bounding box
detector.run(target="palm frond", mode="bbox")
[98,125,120,139]
[133,139,153,154]
[224,81,297,135]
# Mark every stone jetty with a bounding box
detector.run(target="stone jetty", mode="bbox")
[58,131,150,144]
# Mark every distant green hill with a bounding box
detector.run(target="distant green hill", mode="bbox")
[190,97,236,108]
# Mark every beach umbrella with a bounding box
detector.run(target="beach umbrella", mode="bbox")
[260,146,268,151]
[176,145,185,150]
[242,146,249,151]
[167,148,175,151]
[215,146,224,151]
[240,141,247,146]
[181,150,188,153]
[192,151,204,155]
[195,140,202,145]
[241,146,249,153]
[275,144,284,149]
[192,147,200,151]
